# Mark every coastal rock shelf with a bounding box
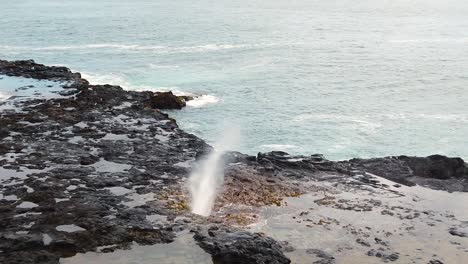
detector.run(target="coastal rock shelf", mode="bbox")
[1,60,467,264]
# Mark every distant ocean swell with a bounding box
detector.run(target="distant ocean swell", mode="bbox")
[293,113,468,124]
[0,42,303,54]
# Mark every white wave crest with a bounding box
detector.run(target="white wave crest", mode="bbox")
[0,43,275,54]
[0,44,164,51]
[0,91,9,101]
[186,95,219,108]
[260,144,300,152]
[80,72,130,87]
[0,42,308,55]
[79,72,219,108]
[389,38,468,43]
[148,64,179,69]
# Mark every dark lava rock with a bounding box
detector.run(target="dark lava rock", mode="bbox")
[344,155,468,192]
[0,60,207,263]
[367,249,399,262]
[449,227,468,238]
[145,91,188,109]
[356,238,371,247]
[401,155,467,179]
[194,226,291,264]
[0,59,87,87]
[306,248,335,264]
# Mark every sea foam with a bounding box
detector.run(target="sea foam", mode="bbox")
[80,73,219,108]
[186,95,219,108]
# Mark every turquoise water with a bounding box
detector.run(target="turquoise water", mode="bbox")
[1,0,467,160]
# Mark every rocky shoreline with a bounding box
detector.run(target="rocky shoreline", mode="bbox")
[1,60,467,264]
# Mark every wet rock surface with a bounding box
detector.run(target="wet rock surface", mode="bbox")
[145,91,191,110]
[344,155,468,192]
[1,60,468,264]
[193,225,291,264]
[0,60,208,263]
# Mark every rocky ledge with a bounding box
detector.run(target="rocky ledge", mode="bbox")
[344,155,468,192]
[1,60,467,264]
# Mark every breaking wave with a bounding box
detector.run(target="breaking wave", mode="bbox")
[260,144,301,152]
[80,72,219,108]
[0,91,9,101]
[186,95,219,108]
[80,72,130,87]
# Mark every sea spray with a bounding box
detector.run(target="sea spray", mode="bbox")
[188,126,240,216]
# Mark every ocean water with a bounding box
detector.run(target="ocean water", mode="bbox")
[1,0,467,160]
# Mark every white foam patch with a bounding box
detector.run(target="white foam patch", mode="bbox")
[260,144,300,152]
[56,224,86,233]
[0,91,9,100]
[80,73,219,108]
[186,95,219,108]
[81,72,129,87]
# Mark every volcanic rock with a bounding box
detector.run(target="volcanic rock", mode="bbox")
[193,225,291,264]
[145,91,189,109]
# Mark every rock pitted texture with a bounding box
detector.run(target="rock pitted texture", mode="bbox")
[194,226,291,264]
[0,60,208,263]
[0,59,87,86]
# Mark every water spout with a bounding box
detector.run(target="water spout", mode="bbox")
[189,126,240,216]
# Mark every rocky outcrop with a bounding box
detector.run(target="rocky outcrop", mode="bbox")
[193,226,291,264]
[0,59,88,87]
[400,155,467,179]
[344,155,468,192]
[145,91,190,110]
[0,60,208,263]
